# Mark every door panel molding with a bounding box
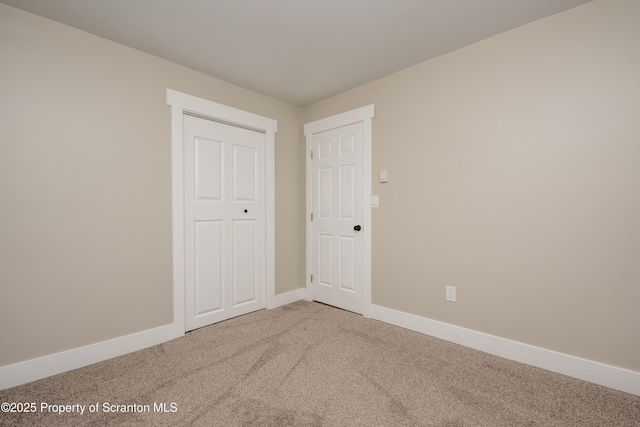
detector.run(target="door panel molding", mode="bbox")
[167,89,277,332]
[304,105,374,317]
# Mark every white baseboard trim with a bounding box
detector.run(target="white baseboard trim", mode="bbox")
[1,288,302,391]
[4,297,638,397]
[371,304,640,396]
[302,284,312,301]
[0,323,183,391]
[270,288,306,309]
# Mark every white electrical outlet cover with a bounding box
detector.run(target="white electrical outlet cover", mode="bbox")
[446,286,456,302]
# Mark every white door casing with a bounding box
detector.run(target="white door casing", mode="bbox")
[183,115,265,330]
[167,89,277,333]
[304,105,374,317]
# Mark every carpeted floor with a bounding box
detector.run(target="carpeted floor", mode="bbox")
[1,301,639,426]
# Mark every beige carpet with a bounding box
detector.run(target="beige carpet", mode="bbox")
[1,301,639,426]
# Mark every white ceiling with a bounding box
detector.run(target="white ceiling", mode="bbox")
[3,0,593,107]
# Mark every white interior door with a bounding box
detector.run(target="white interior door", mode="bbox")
[310,122,364,314]
[183,114,265,331]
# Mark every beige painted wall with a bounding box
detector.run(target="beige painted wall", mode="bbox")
[2,0,638,376]
[0,4,304,367]
[303,0,640,371]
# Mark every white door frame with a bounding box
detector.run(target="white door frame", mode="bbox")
[167,89,277,332]
[304,105,374,317]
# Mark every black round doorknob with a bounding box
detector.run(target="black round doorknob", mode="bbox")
[354,225,362,231]
[244,209,248,213]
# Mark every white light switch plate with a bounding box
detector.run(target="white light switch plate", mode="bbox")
[379,170,388,183]
[371,195,379,208]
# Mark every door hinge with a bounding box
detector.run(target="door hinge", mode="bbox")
[310,274,313,283]
[310,150,313,159]
[310,212,313,221]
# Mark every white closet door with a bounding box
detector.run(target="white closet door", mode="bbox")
[183,114,265,331]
